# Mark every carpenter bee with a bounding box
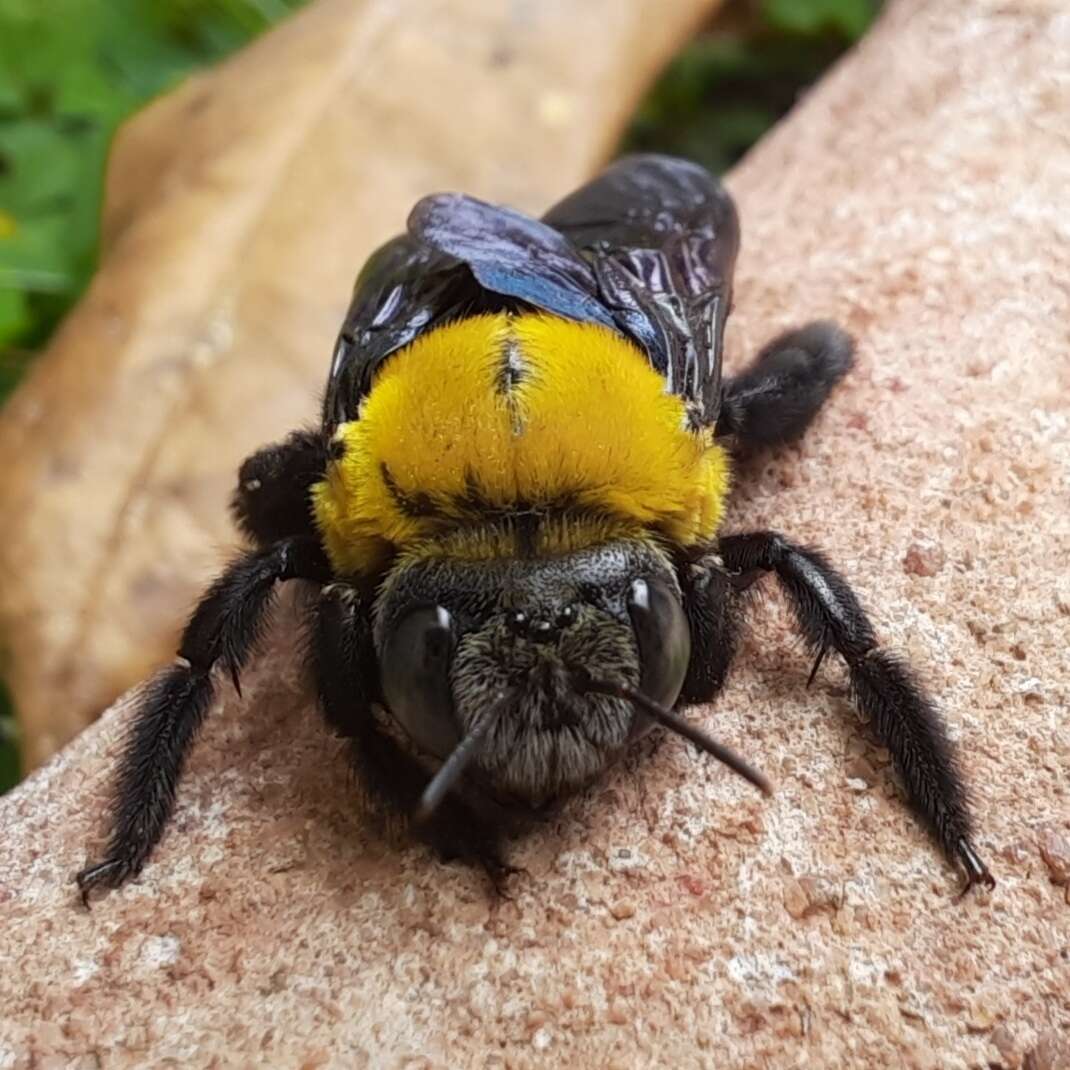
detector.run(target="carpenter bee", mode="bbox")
[77,155,993,902]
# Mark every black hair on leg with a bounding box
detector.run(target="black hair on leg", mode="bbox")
[313,584,513,887]
[718,530,994,894]
[677,548,744,705]
[719,321,854,451]
[231,429,329,547]
[75,535,331,904]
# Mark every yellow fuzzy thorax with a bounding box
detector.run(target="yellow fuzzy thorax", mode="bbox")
[313,313,730,575]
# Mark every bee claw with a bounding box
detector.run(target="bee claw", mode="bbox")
[954,838,995,901]
[482,859,526,900]
[75,857,132,909]
[806,645,828,689]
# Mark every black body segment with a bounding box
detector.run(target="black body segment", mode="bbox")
[717,531,994,892]
[719,321,855,450]
[75,536,331,903]
[323,154,739,429]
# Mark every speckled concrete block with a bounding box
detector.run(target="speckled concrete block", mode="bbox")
[2,0,1068,1067]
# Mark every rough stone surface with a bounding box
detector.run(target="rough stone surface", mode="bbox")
[2,0,1069,1067]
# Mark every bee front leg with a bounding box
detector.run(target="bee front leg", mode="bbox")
[718,531,994,895]
[677,549,745,705]
[313,584,514,890]
[76,535,331,904]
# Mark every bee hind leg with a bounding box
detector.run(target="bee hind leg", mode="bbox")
[718,321,854,451]
[718,530,994,895]
[313,584,514,891]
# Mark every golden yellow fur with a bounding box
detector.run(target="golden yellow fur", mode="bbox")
[313,314,730,574]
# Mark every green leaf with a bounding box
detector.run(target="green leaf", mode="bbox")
[0,119,95,216]
[0,286,30,345]
[762,0,874,40]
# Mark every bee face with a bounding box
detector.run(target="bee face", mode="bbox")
[375,539,691,806]
[452,603,637,802]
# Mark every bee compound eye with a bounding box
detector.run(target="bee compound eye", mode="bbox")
[627,578,691,709]
[379,605,459,761]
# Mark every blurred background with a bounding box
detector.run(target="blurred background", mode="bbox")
[0,0,876,793]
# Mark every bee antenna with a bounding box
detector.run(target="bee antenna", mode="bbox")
[572,672,773,797]
[415,689,515,824]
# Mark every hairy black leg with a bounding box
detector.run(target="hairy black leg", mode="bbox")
[718,321,854,451]
[312,584,513,887]
[677,549,744,705]
[719,530,994,894]
[231,429,329,547]
[76,536,331,904]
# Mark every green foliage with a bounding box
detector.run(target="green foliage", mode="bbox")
[763,0,873,38]
[626,0,878,174]
[0,0,876,796]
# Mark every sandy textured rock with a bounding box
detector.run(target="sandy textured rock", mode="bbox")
[2,0,1069,1067]
[0,0,715,769]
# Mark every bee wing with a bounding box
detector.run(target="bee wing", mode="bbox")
[323,196,616,428]
[409,193,618,331]
[322,234,467,428]
[542,154,740,426]
[324,155,738,429]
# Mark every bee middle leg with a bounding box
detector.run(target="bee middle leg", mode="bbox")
[719,321,854,452]
[312,583,513,887]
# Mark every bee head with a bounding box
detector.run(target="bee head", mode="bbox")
[374,538,691,807]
